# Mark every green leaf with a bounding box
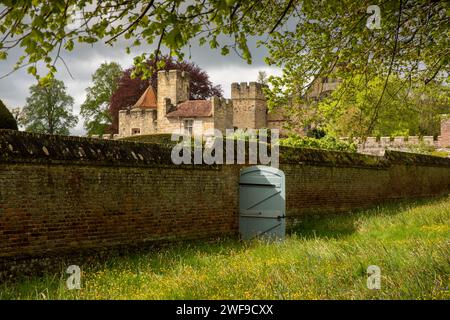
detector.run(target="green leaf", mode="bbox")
[221,46,230,55]
[27,66,37,75]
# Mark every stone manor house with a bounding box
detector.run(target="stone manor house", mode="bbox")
[117,69,334,138]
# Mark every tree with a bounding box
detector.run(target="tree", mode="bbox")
[80,62,123,135]
[109,55,222,132]
[0,1,447,135]
[257,71,268,85]
[0,1,446,84]
[0,99,18,130]
[22,79,77,135]
[314,75,450,138]
[10,107,25,124]
[263,1,448,135]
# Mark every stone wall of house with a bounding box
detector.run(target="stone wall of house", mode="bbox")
[118,108,156,137]
[1,129,450,261]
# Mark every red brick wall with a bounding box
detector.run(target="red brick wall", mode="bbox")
[1,130,450,260]
[439,117,450,148]
[0,163,239,259]
[282,165,389,222]
[282,163,450,225]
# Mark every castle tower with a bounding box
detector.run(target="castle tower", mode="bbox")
[307,77,341,100]
[157,70,189,117]
[231,82,267,129]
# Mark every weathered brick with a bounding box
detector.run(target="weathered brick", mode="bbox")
[0,130,449,260]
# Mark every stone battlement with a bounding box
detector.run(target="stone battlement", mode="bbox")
[210,96,232,107]
[157,69,190,81]
[340,135,449,156]
[341,135,437,145]
[231,82,267,129]
[231,82,266,100]
[341,116,450,156]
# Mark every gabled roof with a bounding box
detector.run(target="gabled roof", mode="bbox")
[132,86,157,109]
[166,100,212,118]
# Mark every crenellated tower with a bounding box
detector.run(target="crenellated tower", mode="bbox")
[231,82,267,129]
[156,70,190,133]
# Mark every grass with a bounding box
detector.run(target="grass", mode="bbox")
[1,197,449,300]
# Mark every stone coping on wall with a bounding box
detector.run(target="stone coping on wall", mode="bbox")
[1,129,450,168]
[278,146,387,168]
[0,129,176,168]
[384,150,450,167]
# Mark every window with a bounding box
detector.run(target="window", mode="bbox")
[132,128,140,135]
[184,119,193,135]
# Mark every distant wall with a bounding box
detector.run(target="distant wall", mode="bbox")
[347,136,436,156]
[1,130,450,260]
[347,116,450,156]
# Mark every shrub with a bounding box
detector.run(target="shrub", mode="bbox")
[0,100,18,130]
[406,141,437,155]
[120,133,176,146]
[120,133,199,147]
[430,151,450,158]
[280,134,357,152]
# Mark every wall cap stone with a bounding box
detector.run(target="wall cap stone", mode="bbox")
[1,130,450,168]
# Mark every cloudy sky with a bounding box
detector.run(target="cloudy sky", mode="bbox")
[0,35,281,136]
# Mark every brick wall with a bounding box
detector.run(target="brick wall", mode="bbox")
[438,116,450,148]
[1,130,450,260]
[0,163,238,259]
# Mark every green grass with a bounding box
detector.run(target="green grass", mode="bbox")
[1,197,449,300]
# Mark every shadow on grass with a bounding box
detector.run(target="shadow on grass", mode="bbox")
[288,196,447,240]
[2,196,447,287]
[94,196,448,273]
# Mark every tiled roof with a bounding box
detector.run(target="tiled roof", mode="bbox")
[166,100,212,118]
[132,86,157,109]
